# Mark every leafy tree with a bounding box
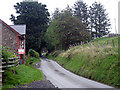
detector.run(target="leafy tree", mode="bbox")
[45,10,90,51]
[89,2,111,38]
[65,5,73,13]
[51,8,61,20]
[10,1,50,55]
[73,0,89,28]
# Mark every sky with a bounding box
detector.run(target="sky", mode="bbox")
[0,0,119,33]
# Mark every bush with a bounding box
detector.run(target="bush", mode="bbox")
[28,49,40,58]
[25,57,40,65]
[2,47,17,65]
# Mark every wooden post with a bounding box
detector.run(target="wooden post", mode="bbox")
[97,40,99,48]
[83,42,84,47]
[87,41,88,47]
[90,42,92,46]
[101,41,103,47]
[112,39,115,48]
[75,43,77,46]
[107,40,109,46]
[81,41,83,46]
[72,44,74,47]
[92,41,94,46]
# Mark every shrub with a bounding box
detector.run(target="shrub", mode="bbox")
[28,49,40,58]
[25,57,40,65]
[2,47,17,65]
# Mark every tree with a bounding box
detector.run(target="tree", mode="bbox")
[89,2,111,38]
[52,5,72,20]
[51,8,61,20]
[73,0,89,28]
[45,10,90,51]
[10,1,50,55]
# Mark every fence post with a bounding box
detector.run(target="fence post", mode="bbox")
[69,45,71,48]
[83,42,84,47]
[107,40,109,46]
[72,44,74,47]
[86,41,88,46]
[97,40,99,48]
[90,42,91,46]
[101,41,103,47]
[81,41,83,46]
[92,41,95,46]
[112,39,115,48]
[74,43,76,46]
[75,43,77,46]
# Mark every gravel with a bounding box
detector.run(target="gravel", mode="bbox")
[16,79,56,88]
[16,61,58,89]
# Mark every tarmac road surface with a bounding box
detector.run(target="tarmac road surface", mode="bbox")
[39,58,114,88]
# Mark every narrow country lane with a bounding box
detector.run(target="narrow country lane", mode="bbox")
[39,58,114,88]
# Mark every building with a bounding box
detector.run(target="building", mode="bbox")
[0,19,26,58]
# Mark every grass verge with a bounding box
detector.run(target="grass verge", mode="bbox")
[2,64,43,89]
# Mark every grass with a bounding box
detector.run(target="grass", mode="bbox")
[47,36,119,88]
[2,60,43,89]
[1,85,15,89]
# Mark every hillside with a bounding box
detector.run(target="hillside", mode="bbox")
[47,36,120,88]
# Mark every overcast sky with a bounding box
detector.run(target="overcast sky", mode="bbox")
[0,0,119,33]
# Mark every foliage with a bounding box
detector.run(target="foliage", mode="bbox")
[1,49,42,88]
[47,37,119,88]
[89,2,111,38]
[1,84,15,89]
[3,65,43,86]
[28,49,40,58]
[1,47,17,65]
[45,10,90,51]
[73,1,111,38]
[25,57,40,65]
[10,1,50,54]
[73,0,89,28]
[51,8,61,20]
[48,50,63,57]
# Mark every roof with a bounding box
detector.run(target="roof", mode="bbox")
[0,19,21,36]
[10,25,26,35]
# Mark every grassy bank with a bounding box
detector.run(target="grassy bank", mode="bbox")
[2,58,43,89]
[47,37,119,87]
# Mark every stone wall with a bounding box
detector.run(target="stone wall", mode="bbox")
[2,23,18,55]
[0,20,2,48]
[0,20,2,87]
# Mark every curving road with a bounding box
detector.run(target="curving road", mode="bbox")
[39,58,114,88]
